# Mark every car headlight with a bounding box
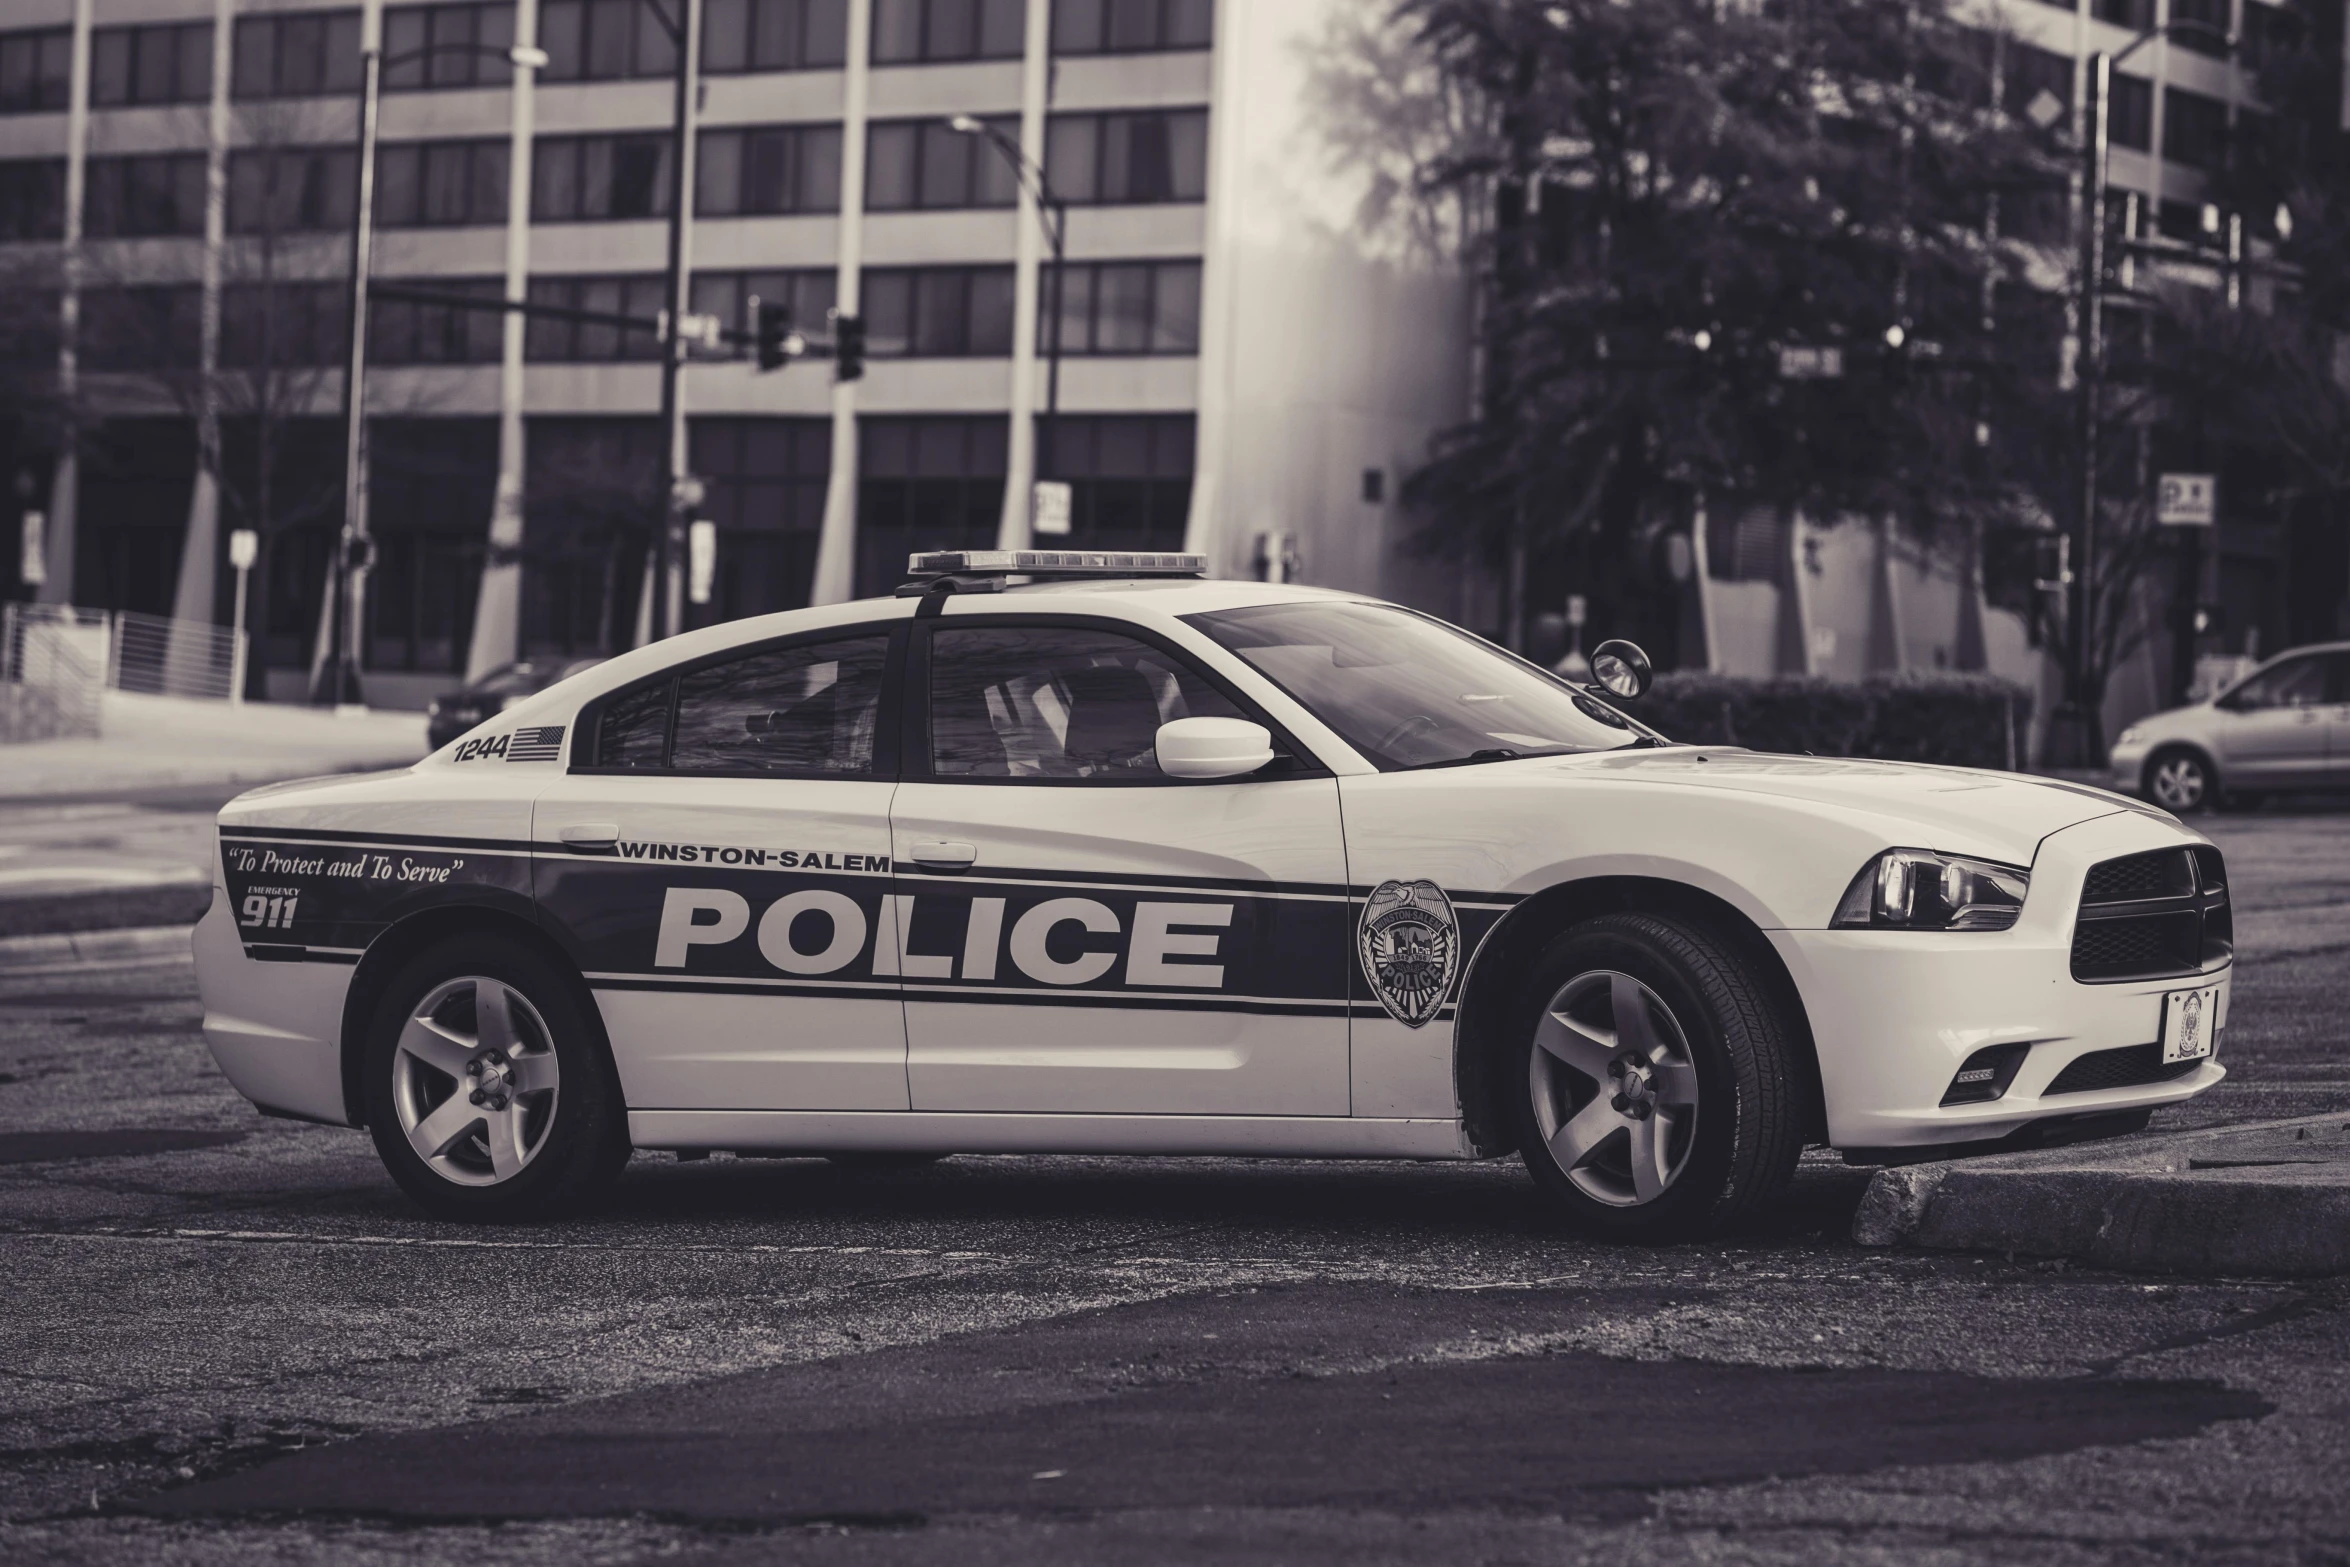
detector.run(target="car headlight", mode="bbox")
[2115,725,2142,748]
[1832,849,2029,932]
[427,699,443,717]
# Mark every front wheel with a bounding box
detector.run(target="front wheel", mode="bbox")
[363,935,631,1221]
[1507,913,1804,1240]
[2144,749,2215,813]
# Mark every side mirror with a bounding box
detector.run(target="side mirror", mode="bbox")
[1156,716,1275,780]
[1587,639,1652,700]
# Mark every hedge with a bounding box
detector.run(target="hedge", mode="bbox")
[1634,672,2032,771]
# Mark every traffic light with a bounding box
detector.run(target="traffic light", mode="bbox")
[754,297,792,371]
[833,312,865,382]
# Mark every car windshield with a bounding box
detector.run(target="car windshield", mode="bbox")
[1184,600,1654,770]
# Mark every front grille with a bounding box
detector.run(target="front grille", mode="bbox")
[2071,846,2231,983]
[2045,1043,2202,1096]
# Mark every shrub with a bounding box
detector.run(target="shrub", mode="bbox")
[1636,671,2031,771]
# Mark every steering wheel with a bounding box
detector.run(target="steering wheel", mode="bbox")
[1372,714,1443,756]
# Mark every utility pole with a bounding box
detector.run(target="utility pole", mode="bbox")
[649,0,699,643]
[949,116,1066,536]
[316,42,382,706]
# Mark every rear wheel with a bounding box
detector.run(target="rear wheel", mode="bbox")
[364,935,630,1221]
[2144,748,2214,813]
[1507,913,1804,1239]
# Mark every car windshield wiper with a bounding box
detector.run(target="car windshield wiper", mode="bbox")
[1403,745,1577,771]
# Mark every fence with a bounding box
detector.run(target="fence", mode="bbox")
[1,602,251,744]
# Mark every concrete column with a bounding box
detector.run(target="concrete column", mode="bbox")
[992,0,1051,551]
[38,0,94,605]
[1180,0,1236,571]
[168,0,237,657]
[464,0,540,681]
[807,0,871,605]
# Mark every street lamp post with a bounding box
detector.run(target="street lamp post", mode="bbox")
[647,0,697,644]
[315,36,547,706]
[947,115,1067,535]
[2047,19,2232,766]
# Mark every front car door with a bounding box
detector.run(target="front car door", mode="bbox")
[2213,653,2331,787]
[892,614,1353,1116]
[531,623,909,1111]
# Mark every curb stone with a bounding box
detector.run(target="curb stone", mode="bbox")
[1853,1113,2350,1277]
[0,925,194,972]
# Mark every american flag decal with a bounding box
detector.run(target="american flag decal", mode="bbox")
[506,725,566,762]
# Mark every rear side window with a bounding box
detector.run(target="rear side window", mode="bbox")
[591,633,891,774]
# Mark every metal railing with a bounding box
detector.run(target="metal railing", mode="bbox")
[0,603,252,744]
[112,609,246,703]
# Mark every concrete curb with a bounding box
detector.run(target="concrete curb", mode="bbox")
[0,925,194,972]
[1854,1114,2350,1277]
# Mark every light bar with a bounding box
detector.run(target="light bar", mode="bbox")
[906,550,1208,577]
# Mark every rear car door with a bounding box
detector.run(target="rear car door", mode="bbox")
[891,615,1354,1116]
[2213,654,2330,786]
[531,626,908,1111]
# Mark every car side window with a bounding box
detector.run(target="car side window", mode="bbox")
[928,624,1246,780]
[591,634,891,774]
[2225,658,2325,712]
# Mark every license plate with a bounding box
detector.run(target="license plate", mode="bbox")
[2160,986,2220,1064]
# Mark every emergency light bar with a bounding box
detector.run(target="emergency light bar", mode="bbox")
[905,550,1208,578]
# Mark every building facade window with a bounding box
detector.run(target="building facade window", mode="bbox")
[233,10,365,100]
[1037,413,1192,551]
[1051,0,1211,55]
[538,0,676,81]
[526,274,666,360]
[696,123,843,214]
[369,418,498,672]
[0,288,60,366]
[2108,74,2153,152]
[376,139,509,227]
[84,154,208,238]
[81,285,204,371]
[523,415,661,656]
[91,21,214,108]
[2092,0,2148,26]
[689,268,836,343]
[228,145,359,234]
[871,0,1023,64]
[865,115,1017,210]
[864,265,1014,357]
[855,415,1005,597]
[2001,42,2070,121]
[2163,86,2228,171]
[382,2,516,90]
[702,0,847,72]
[0,158,66,240]
[221,281,348,368]
[0,28,73,116]
[1042,258,1199,354]
[533,133,674,220]
[371,276,505,363]
[1045,109,1207,204]
[686,416,833,624]
[2169,0,2229,58]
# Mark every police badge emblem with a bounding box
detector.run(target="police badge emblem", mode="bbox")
[1357,879,1460,1028]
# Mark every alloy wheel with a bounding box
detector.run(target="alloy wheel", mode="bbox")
[2149,755,2208,811]
[1527,969,1701,1207]
[391,976,562,1187]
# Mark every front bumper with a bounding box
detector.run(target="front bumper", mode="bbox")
[2107,736,2152,796]
[1772,810,2226,1152]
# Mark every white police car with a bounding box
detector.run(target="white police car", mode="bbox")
[194,552,2230,1235]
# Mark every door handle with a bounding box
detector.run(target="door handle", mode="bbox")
[558,823,620,850]
[909,840,978,869]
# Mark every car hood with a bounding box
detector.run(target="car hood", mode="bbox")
[1548,747,2168,865]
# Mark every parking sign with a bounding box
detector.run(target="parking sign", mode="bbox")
[2157,473,2216,527]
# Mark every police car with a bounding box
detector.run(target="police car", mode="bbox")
[193,552,2230,1235]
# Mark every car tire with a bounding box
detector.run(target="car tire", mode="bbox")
[1506,912,1804,1240]
[363,934,631,1222]
[2143,748,2215,814]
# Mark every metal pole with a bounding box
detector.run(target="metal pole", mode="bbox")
[1042,201,1063,495]
[2058,49,2111,767]
[229,560,249,705]
[650,0,696,644]
[321,46,381,705]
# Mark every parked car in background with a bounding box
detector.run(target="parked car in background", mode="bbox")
[2111,641,2350,811]
[426,660,604,751]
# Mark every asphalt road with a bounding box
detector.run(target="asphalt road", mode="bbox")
[0,807,2346,1564]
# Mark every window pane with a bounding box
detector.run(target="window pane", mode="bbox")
[799,125,842,210]
[804,0,848,65]
[972,117,1020,206]
[1095,262,1150,352]
[1042,261,1091,353]
[1045,115,1095,203]
[427,6,480,87]
[1105,0,1157,50]
[576,276,622,358]
[635,0,678,75]
[377,143,421,225]
[928,0,977,59]
[704,0,750,71]
[90,30,130,106]
[383,7,430,87]
[671,636,888,774]
[1149,260,1198,351]
[696,128,742,214]
[690,271,740,333]
[477,5,515,83]
[863,270,912,356]
[929,625,1235,779]
[471,142,508,224]
[423,143,471,224]
[324,13,364,91]
[232,17,275,97]
[525,277,570,357]
[872,0,922,61]
[917,122,969,207]
[867,122,917,209]
[1168,109,1207,199]
[278,15,324,95]
[597,678,672,766]
[969,267,1014,355]
[793,268,837,327]
[913,269,967,354]
[531,138,576,218]
[539,0,583,78]
[744,127,791,212]
[979,0,1025,56]
[1052,0,1102,54]
[1165,0,1211,47]
[586,0,633,76]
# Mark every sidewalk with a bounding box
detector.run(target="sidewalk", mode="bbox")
[0,691,427,803]
[1854,1114,2350,1277]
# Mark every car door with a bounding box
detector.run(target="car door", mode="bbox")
[2213,654,2331,786]
[531,625,909,1111]
[892,615,1353,1116]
